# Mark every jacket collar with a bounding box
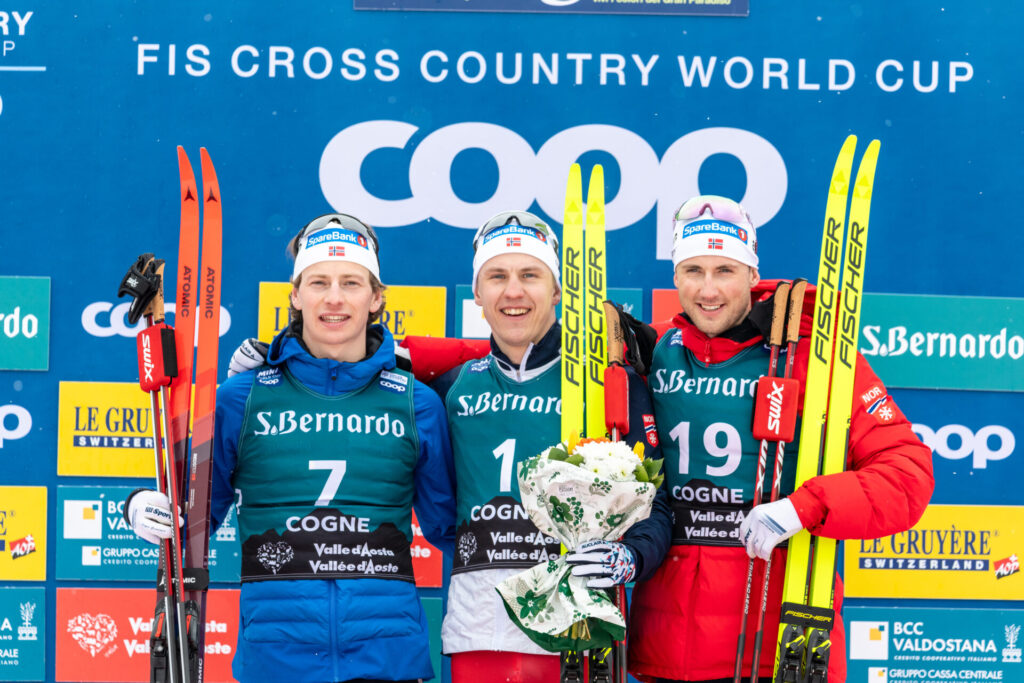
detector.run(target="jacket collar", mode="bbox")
[266,323,396,395]
[490,322,561,382]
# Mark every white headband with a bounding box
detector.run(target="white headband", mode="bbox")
[472,224,561,293]
[671,211,759,269]
[292,226,380,282]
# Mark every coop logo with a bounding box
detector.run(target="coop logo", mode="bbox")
[81,301,232,338]
[912,423,1014,470]
[0,405,31,448]
[320,122,787,260]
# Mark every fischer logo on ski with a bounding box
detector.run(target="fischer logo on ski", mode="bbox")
[771,135,881,683]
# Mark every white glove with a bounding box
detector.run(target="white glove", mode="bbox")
[565,540,637,588]
[739,497,803,561]
[126,490,183,545]
[227,337,269,377]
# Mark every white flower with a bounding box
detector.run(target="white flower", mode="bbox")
[574,440,640,482]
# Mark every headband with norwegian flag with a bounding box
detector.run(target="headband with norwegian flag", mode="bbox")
[671,208,759,269]
[292,225,380,282]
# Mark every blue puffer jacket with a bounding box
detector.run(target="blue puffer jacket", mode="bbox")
[212,325,456,682]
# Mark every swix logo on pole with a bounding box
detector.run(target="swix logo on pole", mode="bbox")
[141,334,155,383]
[752,377,798,442]
[135,325,175,392]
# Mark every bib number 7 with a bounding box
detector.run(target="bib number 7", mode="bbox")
[309,460,347,506]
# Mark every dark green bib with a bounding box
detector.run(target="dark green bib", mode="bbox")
[235,364,419,582]
[650,330,800,547]
[446,356,562,573]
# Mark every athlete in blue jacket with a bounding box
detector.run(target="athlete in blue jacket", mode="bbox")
[127,213,456,683]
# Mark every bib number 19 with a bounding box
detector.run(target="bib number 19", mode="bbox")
[668,421,742,477]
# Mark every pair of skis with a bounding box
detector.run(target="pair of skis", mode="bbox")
[560,164,628,683]
[760,135,880,683]
[118,147,222,683]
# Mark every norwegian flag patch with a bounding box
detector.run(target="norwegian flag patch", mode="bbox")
[707,237,724,250]
[506,236,522,247]
[642,414,659,447]
[865,395,896,424]
[329,245,345,257]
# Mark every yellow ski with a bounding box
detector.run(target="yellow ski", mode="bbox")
[584,165,607,440]
[774,135,883,682]
[561,164,585,442]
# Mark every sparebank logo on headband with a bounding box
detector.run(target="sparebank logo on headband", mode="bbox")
[483,225,546,246]
[680,219,747,243]
[306,228,368,250]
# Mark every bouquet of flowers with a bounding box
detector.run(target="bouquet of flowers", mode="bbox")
[496,434,664,652]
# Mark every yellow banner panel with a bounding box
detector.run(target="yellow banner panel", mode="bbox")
[844,504,1023,600]
[258,282,446,343]
[0,486,47,580]
[57,381,155,478]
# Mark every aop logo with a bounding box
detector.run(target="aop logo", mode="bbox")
[81,301,232,338]
[912,423,1015,470]
[0,404,31,447]
[319,122,787,260]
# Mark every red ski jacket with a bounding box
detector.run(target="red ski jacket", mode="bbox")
[627,280,934,682]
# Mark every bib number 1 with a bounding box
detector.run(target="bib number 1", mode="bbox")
[493,438,516,493]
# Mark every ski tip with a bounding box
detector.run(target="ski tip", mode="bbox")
[586,164,605,210]
[853,142,881,199]
[567,163,581,186]
[177,146,196,175]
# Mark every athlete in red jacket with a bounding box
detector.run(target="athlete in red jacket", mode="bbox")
[626,196,934,683]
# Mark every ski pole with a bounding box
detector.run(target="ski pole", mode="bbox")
[733,281,791,683]
[120,254,191,683]
[749,278,807,679]
[603,301,631,683]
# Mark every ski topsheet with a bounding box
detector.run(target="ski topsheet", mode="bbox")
[583,166,607,442]
[560,163,624,683]
[120,147,221,683]
[180,148,221,683]
[562,164,585,442]
[773,136,880,683]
